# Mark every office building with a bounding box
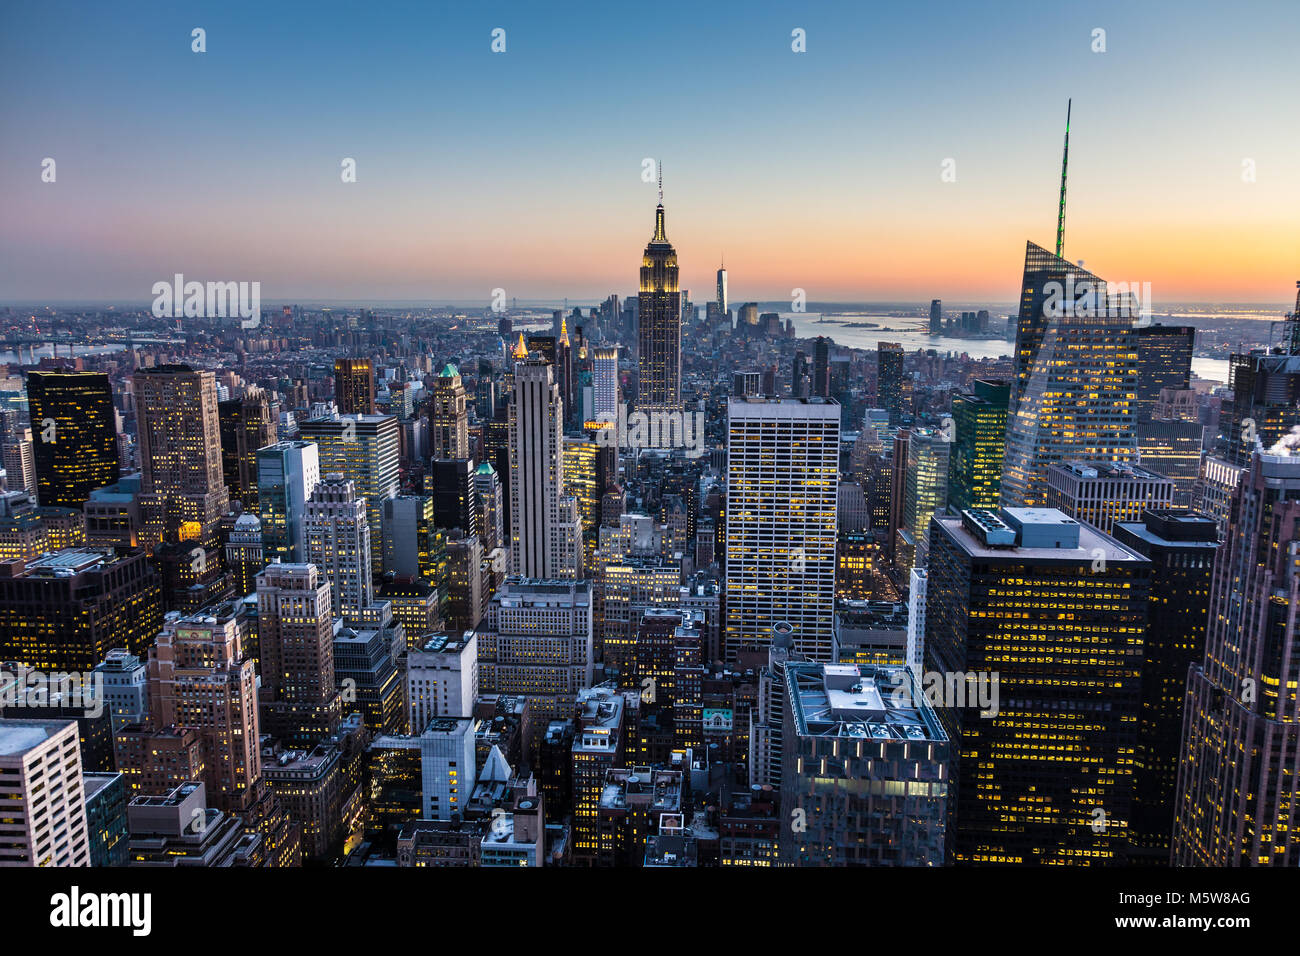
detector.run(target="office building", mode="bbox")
[1174,449,1300,864]
[257,440,320,564]
[0,717,89,866]
[429,364,469,460]
[334,358,375,416]
[1133,324,1195,420]
[1045,460,1175,534]
[218,386,277,512]
[779,662,948,866]
[637,193,683,414]
[876,343,905,425]
[926,508,1150,865]
[1112,510,1217,864]
[26,371,120,510]
[305,475,372,624]
[256,563,343,746]
[725,398,839,663]
[508,358,582,579]
[407,632,478,733]
[948,379,1009,512]
[1001,242,1140,508]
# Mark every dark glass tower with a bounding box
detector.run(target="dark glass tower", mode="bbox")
[876,342,905,425]
[926,508,1150,865]
[26,371,120,510]
[636,197,682,413]
[334,358,375,415]
[947,379,1010,512]
[1111,509,1217,865]
[1001,241,1139,508]
[1133,324,1194,419]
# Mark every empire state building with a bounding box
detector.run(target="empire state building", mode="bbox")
[637,189,682,413]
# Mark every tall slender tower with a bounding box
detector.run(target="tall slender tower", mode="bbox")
[637,171,682,414]
[508,357,581,579]
[716,258,728,316]
[1174,448,1300,865]
[133,365,230,549]
[430,364,469,460]
[305,474,373,624]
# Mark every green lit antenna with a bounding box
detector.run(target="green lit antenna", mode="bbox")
[1055,99,1071,259]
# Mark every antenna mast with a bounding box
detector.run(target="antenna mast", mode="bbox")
[1055,99,1071,259]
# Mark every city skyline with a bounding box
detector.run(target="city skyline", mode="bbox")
[1,0,1297,305]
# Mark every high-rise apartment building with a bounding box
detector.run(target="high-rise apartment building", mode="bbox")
[725,398,839,663]
[299,413,399,576]
[26,371,120,510]
[305,475,372,624]
[146,608,262,815]
[256,562,343,746]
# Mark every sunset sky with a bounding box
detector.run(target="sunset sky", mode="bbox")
[1,0,1296,306]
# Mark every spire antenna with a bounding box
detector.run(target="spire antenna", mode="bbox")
[658,162,663,204]
[1055,98,1071,259]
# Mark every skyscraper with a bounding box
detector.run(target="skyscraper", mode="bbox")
[429,364,469,460]
[473,461,504,554]
[876,343,905,425]
[947,379,1009,512]
[813,337,831,399]
[257,440,320,564]
[716,259,728,316]
[1133,324,1195,421]
[929,298,942,334]
[256,562,343,746]
[26,370,119,510]
[725,397,839,663]
[636,188,682,414]
[779,662,948,866]
[218,386,277,512]
[133,365,231,550]
[477,577,594,757]
[334,358,375,416]
[146,607,262,814]
[508,357,581,579]
[0,718,89,866]
[1174,448,1300,865]
[305,475,373,624]
[591,347,620,425]
[299,413,399,576]
[1111,509,1216,864]
[1000,242,1139,508]
[926,508,1150,865]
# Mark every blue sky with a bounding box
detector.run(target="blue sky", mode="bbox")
[1,0,1296,304]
